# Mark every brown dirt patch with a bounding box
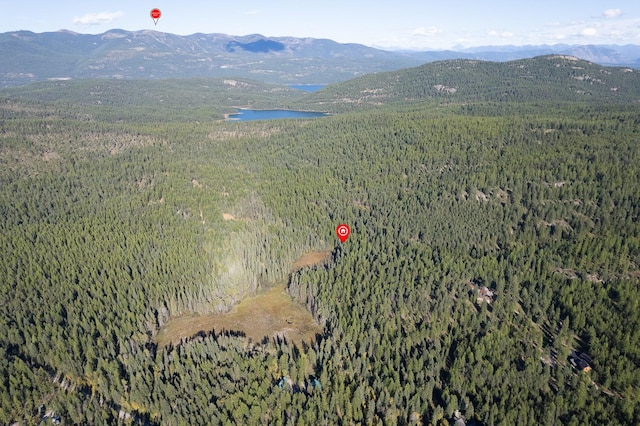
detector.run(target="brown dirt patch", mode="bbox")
[291,251,331,270]
[554,267,578,279]
[585,273,603,283]
[475,190,488,202]
[222,213,250,221]
[42,151,61,162]
[493,188,509,204]
[208,127,282,140]
[156,285,322,348]
[537,219,573,231]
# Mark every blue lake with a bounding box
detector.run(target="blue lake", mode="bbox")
[288,84,326,92]
[226,109,328,122]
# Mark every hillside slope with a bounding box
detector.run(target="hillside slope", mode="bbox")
[300,55,640,111]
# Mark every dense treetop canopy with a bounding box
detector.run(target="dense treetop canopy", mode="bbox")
[1,57,639,424]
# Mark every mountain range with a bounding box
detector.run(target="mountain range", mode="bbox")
[2,29,640,87]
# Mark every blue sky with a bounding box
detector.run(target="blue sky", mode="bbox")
[2,1,639,49]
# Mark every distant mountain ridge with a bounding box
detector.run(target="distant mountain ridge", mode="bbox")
[2,29,639,87]
[405,44,640,67]
[0,29,418,87]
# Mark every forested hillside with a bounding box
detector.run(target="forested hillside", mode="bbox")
[1,77,307,122]
[299,55,640,112]
[1,59,639,425]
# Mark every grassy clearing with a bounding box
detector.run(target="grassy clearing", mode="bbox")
[157,285,322,348]
[157,251,330,348]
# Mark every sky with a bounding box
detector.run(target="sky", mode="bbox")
[1,1,640,50]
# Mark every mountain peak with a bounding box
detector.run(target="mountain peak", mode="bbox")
[56,29,80,35]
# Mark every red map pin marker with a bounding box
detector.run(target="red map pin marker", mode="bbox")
[336,224,350,243]
[150,8,162,25]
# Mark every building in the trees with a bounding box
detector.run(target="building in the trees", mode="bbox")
[569,351,593,372]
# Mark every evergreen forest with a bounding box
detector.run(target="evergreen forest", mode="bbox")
[1,56,639,425]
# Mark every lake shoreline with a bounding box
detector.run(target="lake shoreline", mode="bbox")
[225,108,329,122]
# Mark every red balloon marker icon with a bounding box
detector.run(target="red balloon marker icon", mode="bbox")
[336,224,350,243]
[150,8,162,25]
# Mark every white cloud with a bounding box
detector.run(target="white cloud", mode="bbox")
[603,9,622,18]
[539,17,640,45]
[488,30,513,39]
[73,11,124,26]
[412,26,441,37]
[455,37,475,46]
[375,14,640,50]
[244,10,260,16]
